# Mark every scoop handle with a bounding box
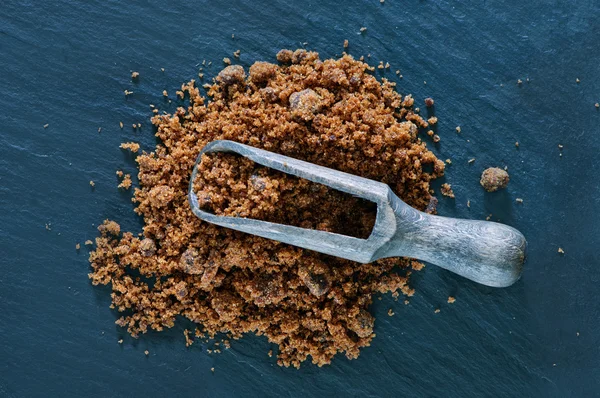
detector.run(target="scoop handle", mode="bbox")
[386,205,527,287]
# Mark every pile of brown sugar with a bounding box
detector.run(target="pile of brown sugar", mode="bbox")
[89,49,445,368]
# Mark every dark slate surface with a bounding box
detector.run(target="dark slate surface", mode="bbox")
[1,1,598,396]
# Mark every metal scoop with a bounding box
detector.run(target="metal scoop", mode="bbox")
[189,140,526,288]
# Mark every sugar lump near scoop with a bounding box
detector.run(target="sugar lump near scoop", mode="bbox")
[480,167,510,192]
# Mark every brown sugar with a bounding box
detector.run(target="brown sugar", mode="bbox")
[248,62,277,84]
[98,220,120,236]
[480,167,509,192]
[216,65,246,86]
[89,49,444,368]
[184,329,194,347]
[288,89,324,121]
[119,142,140,153]
[118,174,132,190]
[440,183,455,198]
